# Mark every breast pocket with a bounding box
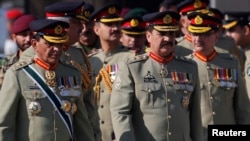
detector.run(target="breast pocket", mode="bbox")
[23,89,49,111]
[138,83,165,109]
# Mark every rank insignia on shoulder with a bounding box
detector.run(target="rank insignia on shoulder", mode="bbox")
[144,71,157,83]
[247,66,250,76]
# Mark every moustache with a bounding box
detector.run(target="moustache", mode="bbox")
[111,30,121,35]
[161,41,174,46]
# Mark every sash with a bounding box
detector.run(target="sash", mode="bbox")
[22,65,74,141]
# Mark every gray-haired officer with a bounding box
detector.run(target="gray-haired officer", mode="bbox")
[20,2,101,140]
[187,11,250,141]
[0,19,95,141]
[110,11,202,141]
[89,3,134,141]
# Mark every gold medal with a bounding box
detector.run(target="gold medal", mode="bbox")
[71,103,77,114]
[29,101,42,115]
[45,70,57,87]
[61,100,71,113]
[181,95,189,108]
[213,80,220,87]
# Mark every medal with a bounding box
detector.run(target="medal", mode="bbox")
[29,101,42,115]
[61,100,71,113]
[71,103,77,114]
[181,95,189,108]
[173,83,180,90]
[45,70,57,87]
[160,68,168,78]
[213,80,220,87]
[186,84,194,92]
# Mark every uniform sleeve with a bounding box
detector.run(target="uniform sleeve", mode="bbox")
[0,69,20,141]
[110,61,135,141]
[235,60,250,124]
[73,97,95,141]
[189,66,203,141]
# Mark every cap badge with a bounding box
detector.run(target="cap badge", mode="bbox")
[130,19,139,27]
[194,15,203,25]
[54,25,63,35]
[84,11,90,18]
[108,6,116,14]
[194,0,202,8]
[163,14,172,24]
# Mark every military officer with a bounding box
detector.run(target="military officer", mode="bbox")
[175,0,209,56]
[187,11,250,141]
[110,11,202,141]
[120,8,148,55]
[19,2,101,140]
[0,14,37,88]
[89,3,134,141]
[223,12,250,79]
[0,19,95,141]
[74,2,101,57]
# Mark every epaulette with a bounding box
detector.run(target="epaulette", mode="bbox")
[217,52,235,60]
[128,53,149,64]
[176,36,185,44]
[11,58,33,71]
[175,55,197,65]
[88,48,101,57]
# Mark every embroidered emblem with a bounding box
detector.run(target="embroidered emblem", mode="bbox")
[144,71,157,82]
[130,19,139,27]
[114,75,121,89]
[247,66,250,76]
[163,14,172,24]
[194,15,203,25]
[54,25,63,35]
[108,7,116,14]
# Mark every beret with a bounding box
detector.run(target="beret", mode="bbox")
[11,14,37,34]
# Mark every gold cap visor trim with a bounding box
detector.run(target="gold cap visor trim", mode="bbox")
[188,25,211,33]
[223,21,238,29]
[43,35,69,43]
[154,25,179,32]
[121,29,145,35]
[99,17,123,23]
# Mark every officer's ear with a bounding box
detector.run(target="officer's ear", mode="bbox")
[145,31,152,43]
[31,38,37,50]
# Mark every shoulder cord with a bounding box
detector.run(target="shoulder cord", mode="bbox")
[93,67,112,105]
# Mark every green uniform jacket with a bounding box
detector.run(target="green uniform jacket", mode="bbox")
[89,46,133,141]
[187,53,250,141]
[0,60,95,141]
[110,53,202,141]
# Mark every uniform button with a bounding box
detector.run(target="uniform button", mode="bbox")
[167,99,171,103]
[212,112,216,115]
[101,121,104,124]
[100,105,104,108]
[165,82,170,86]
[210,97,213,100]
[101,90,104,93]
[55,128,58,131]
[206,65,210,69]
[208,81,212,85]
[168,132,172,135]
[103,61,107,64]
[168,115,171,119]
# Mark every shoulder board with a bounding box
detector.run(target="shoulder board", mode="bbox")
[176,36,185,44]
[11,58,33,71]
[217,52,235,60]
[88,48,101,57]
[174,55,197,65]
[128,53,149,64]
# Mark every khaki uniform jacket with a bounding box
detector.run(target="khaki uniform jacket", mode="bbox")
[20,46,100,141]
[0,52,19,88]
[0,60,95,141]
[89,46,133,141]
[187,53,250,141]
[73,41,101,57]
[244,44,250,97]
[110,53,202,141]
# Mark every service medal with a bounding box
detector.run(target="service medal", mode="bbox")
[29,101,42,115]
[181,95,189,108]
[226,81,233,88]
[61,100,71,113]
[173,83,180,90]
[186,84,194,92]
[45,70,57,87]
[213,80,220,87]
[71,103,77,114]
[219,80,226,87]
[160,68,168,78]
